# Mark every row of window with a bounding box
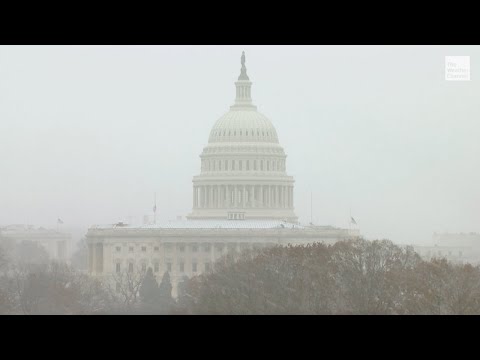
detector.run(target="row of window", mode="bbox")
[228,212,245,220]
[425,250,463,257]
[115,261,211,274]
[115,243,270,254]
[115,244,215,253]
[201,158,285,172]
[213,129,275,139]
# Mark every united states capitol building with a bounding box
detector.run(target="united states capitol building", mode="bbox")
[86,53,360,293]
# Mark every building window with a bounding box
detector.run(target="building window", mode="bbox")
[192,244,198,252]
[179,262,185,273]
[167,262,172,272]
[215,244,224,252]
[165,244,172,252]
[205,262,211,272]
[116,263,121,273]
[246,160,250,171]
[141,263,147,272]
[154,246,159,252]
[116,282,121,292]
[204,243,211,252]
[154,262,159,273]
[141,246,147,252]
[239,160,242,170]
[128,262,134,273]
[116,246,121,252]
[179,244,185,252]
[192,262,197,273]
[129,246,134,253]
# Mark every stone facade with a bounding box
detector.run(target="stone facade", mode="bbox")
[0,224,71,262]
[86,222,360,295]
[413,232,480,265]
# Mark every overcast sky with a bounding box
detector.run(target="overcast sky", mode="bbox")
[0,45,478,245]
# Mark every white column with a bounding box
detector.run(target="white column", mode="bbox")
[209,186,213,208]
[259,185,263,208]
[287,186,290,208]
[270,186,273,207]
[275,186,278,208]
[204,186,208,208]
[233,186,237,207]
[205,186,208,208]
[224,186,227,207]
[212,185,216,208]
[207,186,211,208]
[291,187,294,208]
[250,185,254,207]
[242,185,245,208]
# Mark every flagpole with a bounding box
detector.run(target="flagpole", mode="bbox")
[310,191,313,225]
[154,192,157,225]
[349,208,351,231]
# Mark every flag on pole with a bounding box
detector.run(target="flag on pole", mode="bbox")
[57,218,64,224]
[350,216,357,225]
[153,193,157,225]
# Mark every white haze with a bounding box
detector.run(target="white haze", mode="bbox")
[0,45,479,245]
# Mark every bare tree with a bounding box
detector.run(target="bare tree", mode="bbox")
[0,245,8,271]
[108,266,145,313]
[4,261,111,314]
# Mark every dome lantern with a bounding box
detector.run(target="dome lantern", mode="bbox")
[231,51,256,110]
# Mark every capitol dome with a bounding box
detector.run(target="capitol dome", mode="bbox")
[208,110,279,144]
[187,52,297,222]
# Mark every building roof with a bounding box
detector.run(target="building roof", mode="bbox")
[91,219,307,230]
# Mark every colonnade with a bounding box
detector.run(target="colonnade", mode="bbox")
[193,184,294,209]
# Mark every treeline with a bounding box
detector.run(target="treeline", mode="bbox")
[176,239,480,315]
[2,238,480,314]
[0,240,175,315]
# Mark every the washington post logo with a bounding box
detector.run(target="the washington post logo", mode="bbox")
[445,56,470,81]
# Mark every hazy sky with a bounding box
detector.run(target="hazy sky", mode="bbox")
[0,45,478,244]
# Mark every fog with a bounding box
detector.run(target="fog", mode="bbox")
[1,45,479,245]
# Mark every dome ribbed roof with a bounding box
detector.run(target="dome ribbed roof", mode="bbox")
[208,110,279,143]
